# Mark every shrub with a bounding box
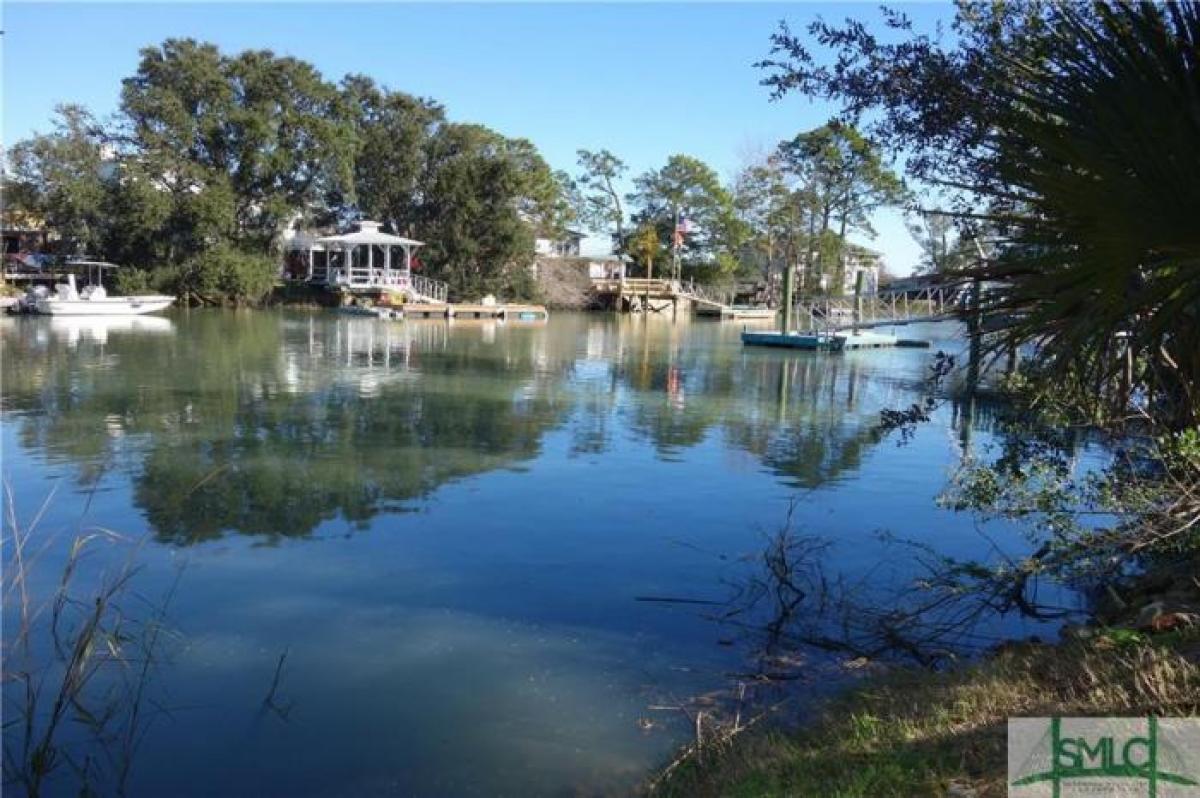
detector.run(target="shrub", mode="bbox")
[165,244,278,305]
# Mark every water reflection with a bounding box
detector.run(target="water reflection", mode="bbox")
[48,314,175,346]
[3,311,1071,797]
[1,312,979,543]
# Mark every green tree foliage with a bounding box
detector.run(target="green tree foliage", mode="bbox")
[336,80,559,299]
[758,2,1050,198]
[627,154,746,282]
[977,3,1200,427]
[906,211,968,276]
[728,127,901,296]
[416,124,556,299]
[340,75,444,233]
[5,39,567,304]
[575,148,628,246]
[626,222,663,279]
[4,104,109,256]
[104,39,357,302]
[778,123,904,291]
[120,39,355,251]
[732,155,818,291]
[762,2,1200,425]
[169,243,279,305]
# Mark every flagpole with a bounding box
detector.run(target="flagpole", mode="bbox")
[672,206,681,284]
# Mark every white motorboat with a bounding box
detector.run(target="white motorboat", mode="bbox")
[32,261,175,316]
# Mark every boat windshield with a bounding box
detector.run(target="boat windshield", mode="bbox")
[65,260,121,286]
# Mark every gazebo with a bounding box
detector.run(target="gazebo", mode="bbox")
[287,220,424,291]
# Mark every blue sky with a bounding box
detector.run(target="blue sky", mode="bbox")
[2,2,955,273]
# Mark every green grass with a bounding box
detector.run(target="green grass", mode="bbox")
[650,635,1200,797]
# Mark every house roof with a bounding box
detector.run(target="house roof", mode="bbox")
[316,221,423,248]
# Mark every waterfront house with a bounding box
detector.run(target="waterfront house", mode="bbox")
[1,209,53,257]
[534,229,584,258]
[840,247,882,295]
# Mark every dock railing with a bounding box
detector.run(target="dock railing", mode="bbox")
[792,285,961,333]
[410,274,448,304]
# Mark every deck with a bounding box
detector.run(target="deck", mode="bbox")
[591,278,774,319]
[696,305,776,321]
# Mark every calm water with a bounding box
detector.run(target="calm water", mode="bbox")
[2,311,1060,797]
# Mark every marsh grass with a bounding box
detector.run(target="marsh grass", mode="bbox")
[2,484,182,798]
[649,634,1200,797]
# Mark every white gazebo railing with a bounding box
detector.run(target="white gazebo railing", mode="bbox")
[317,221,422,289]
[284,220,449,303]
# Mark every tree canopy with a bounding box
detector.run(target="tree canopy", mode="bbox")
[627,154,746,282]
[5,105,109,256]
[4,38,566,303]
[760,1,1200,426]
[574,148,628,246]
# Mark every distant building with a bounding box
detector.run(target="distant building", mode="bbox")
[796,245,883,295]
[1,209,52,255]
[840,246,882,295]
[534,229,584,258]
[586,256,625,281]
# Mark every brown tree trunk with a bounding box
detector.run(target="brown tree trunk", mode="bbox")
[836,212,849,296]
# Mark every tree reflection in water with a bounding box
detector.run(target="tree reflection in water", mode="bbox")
[3,311,1061,796]
[3,312,929,545]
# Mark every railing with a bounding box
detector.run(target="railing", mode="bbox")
[410,273,448,304]
[792,286,960,332]
[591,277,679,295]
[329,269,412,288]
[681,281,735,308]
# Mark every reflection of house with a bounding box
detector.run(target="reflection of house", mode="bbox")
[534,229,584,258]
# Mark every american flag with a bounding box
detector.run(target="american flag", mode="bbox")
[673,215,691,248]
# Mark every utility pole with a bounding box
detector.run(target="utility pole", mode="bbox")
[781,263,794,334]
[671,206,682,285]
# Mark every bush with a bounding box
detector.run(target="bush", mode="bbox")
[164,245,278,305]
[112,267,162,296]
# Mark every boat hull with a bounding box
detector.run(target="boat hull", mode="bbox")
[33,296,175,316]
[741,330,912,350]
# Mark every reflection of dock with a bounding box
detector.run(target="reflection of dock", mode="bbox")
[341,302,549,321]
[410,303,548,320]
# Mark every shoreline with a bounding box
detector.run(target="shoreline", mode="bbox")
[647,558,1200,796]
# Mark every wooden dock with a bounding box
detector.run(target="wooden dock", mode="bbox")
[696,305,777,321]
[340,302,548,321]
[591,278,773,319]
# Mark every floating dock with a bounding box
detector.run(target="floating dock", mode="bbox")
[695,305,777,321]
[340,302,549,321]
[742,330,930,351]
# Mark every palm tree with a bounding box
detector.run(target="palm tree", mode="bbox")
[973,2,1200,426]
